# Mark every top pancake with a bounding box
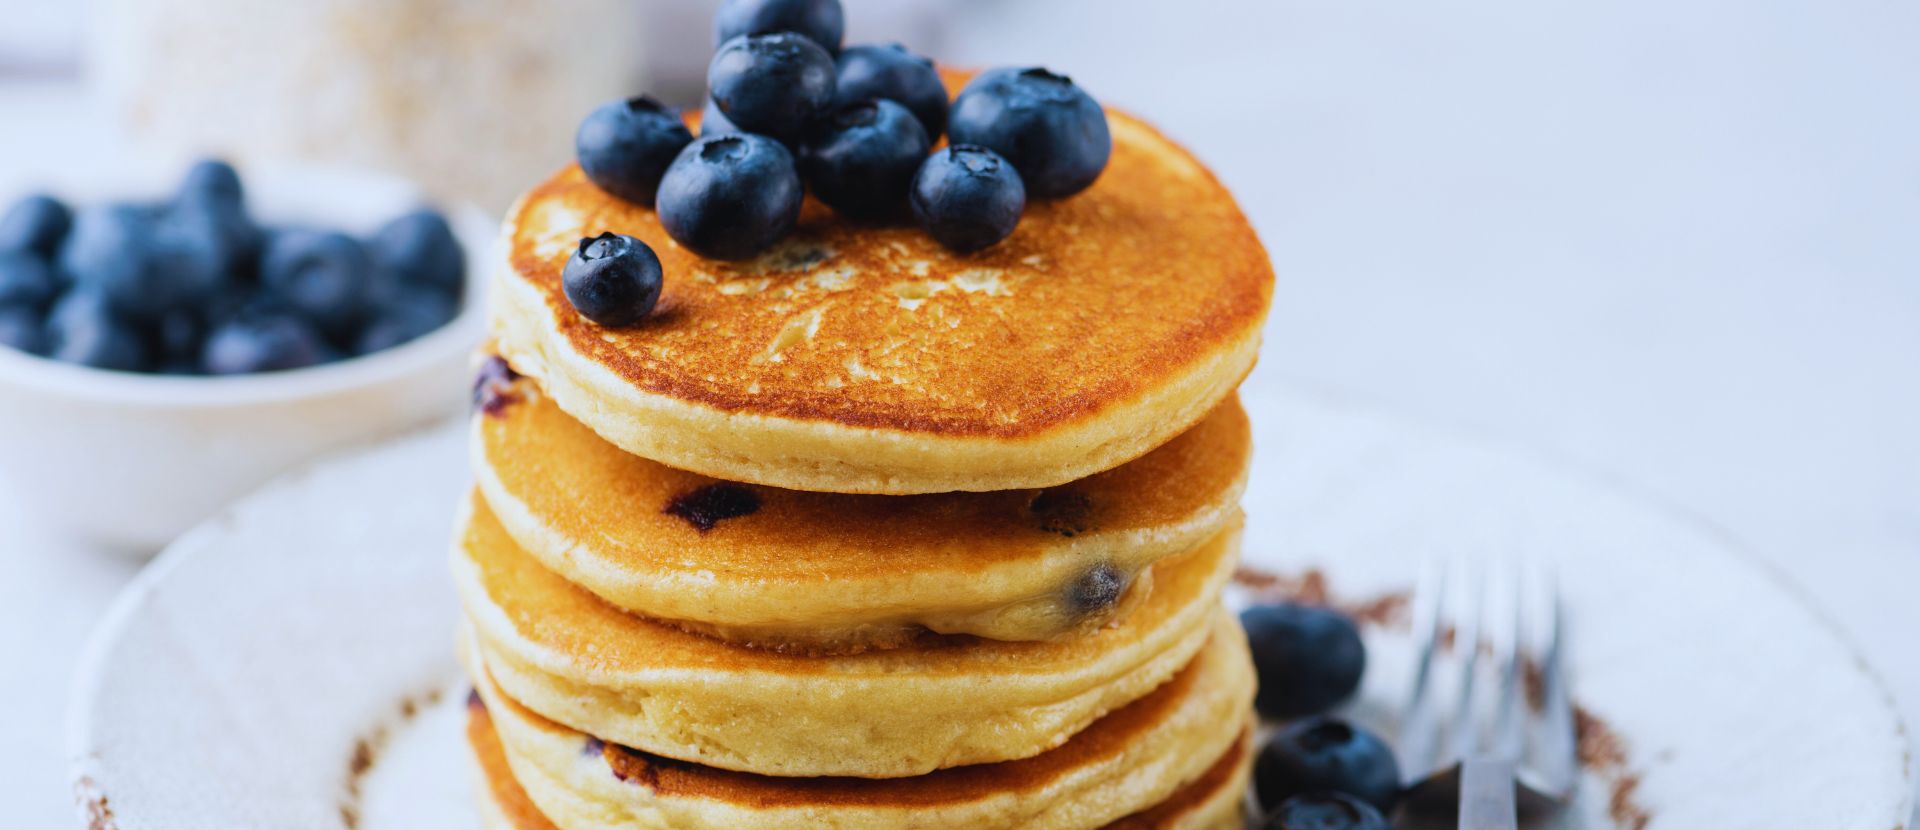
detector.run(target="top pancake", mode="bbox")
[493,92,1273,494]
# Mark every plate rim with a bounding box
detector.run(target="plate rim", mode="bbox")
[64,420,461,827]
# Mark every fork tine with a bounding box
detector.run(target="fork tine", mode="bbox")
[1489,561,1527,760]
[1529,563,1579,797]
[1396,555,1447,784]
[1447,558,1486,762]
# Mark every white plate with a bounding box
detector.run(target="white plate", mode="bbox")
[68,387,1911,829]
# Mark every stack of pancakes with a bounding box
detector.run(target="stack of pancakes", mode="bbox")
[456,95,1275,829]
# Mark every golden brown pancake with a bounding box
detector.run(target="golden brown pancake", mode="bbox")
[453,491,1242,778]
[492,87,1273,495]
[473,369,1250,650]
[464,622,1254,830]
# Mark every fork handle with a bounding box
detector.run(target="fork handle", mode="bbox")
[1458,755,1517,830]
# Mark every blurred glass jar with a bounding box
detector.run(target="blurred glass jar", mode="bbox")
[86,0,647,213]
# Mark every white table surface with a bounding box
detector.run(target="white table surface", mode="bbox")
[3,0,1918,826]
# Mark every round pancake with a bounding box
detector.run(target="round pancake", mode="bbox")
[473,369,1250,650]
[453,492,1242,778]
[492,97,1273,495]
[464,618,1254,830]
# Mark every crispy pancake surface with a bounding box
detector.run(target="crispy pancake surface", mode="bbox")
[493,95,1273,494]
[473,372,1249,649]
[465,622,1253,830]
[453,492,1242,778]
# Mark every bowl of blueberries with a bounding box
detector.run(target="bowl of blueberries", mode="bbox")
[0,159,490,551]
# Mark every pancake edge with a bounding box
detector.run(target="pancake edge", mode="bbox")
[453,505,1242,777]
[470,387,1251,648]
[471,708,1251,830]
[465,617,1256,829]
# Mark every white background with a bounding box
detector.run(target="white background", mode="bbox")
[2,0,1917,826]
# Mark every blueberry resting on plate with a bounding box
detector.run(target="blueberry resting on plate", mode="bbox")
[1241,601,1366,719]
[0,304,47,355]
[1261,793,1391,830]
[44,288,149,372]
[1255,718,1401,813]
[657,133,803,260]
[0,253,59,308]
[834,43,949,142]
[713,0,844,55]
[370,208,466,296]
[575,97,694,207]
[708,32,836,143]
[909,144,1025,253]
[562,232,663,327]
[800,99,931,220]
[948,67,1112,199]
[201,307,330,374]
[260,229,373,334]
[0,193,73,258]
[699,99,741,137]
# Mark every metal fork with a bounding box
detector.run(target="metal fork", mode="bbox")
[1396,558,1578,829]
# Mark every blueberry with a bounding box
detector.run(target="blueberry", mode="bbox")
[1241,602,1366,719]
[0,194,73,257]
[45,288,150,372]
[200,281,258,327]
[353,284,458,354]
[657,133,803,260]
[575,97,694,207]
[713,0,843,55]
[909,145,1025,253]
[708,33,836,143]
[172,160,258,277]
[1065,563,1126,614]
[59,204,156,316]
[1261,793,1391,830]
[699,99,741,137]
[166,194,260,278]
[835,44,948,141]
[153,309,206,370]
[177,159,245,208]
[562,233,663,327]
[370,208,466,296]
[259,230,373,333]
[1255,718,1401,813]
[800,99,931,220]
[0,253,59,309]
[201,309,329,374]
[0,304,48,355]
[949,67,1112,199]
[144,211,233,312]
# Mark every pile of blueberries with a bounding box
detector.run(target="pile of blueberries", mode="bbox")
[1240,601,1400,830]
[561,0,1111,328]
[0,160,465,375]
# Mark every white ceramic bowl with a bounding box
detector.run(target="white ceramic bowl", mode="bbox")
[0,163,493,552]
